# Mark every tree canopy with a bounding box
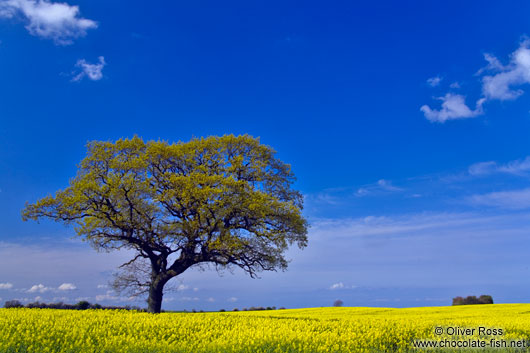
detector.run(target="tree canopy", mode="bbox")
[22,135,308,313]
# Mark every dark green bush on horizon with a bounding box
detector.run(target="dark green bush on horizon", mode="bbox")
[4,300,143,311]
[452,295,494,305]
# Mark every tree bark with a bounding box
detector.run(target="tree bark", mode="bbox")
[147,279,165,313]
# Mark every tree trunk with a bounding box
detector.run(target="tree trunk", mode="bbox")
[147,279,165,313]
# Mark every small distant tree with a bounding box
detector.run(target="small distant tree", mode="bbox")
[22,135,308,313]
[452,295,494,305]
[452,296,464,306]
[76,300,91,310]
[4,300,23,308]
[478,295,494,304]
[333,299,343,307]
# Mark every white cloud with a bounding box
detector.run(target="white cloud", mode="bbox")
[467,188,530,210]
[355,187,369,196]
[207,297,215,302]
[95,290,136,302]
[420,93,485,123]
[177,284,189,291]
[329,282,344,290]
[227,297,238,302]
[480,40,530,101]
[52,296,68,301]
[356,179,403,196]
[0,0,97,45]
[377,179,402,192]
[180,296,199,302]
[329,282,356,290]
[72,56,106,82]
[96,284,108,289]
[0,282,13,289]
[468,161,498,176]
[498,157,530,175]
[468,157,530,176]
[58,283,76,291]
[421,40,530,123]
[27,284,51,293]
[479,53,505,73]
[304,192,342,205]
[427,76,442,87]
[311,212,493,239]
[95,293,116,301]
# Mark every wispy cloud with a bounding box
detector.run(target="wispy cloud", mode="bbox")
[420,94,485,123]
[467,188,530,210]
[52,296,68,301]
[480,40,530,100]
[58,283,76,291]
[95,291,118,302]
[329,282,344,290]
[27,284,52,293]
[468,161,498,176]
[329,282,356,290]
[356,179,403,196]
[95,290,136,302]
[72,56,106,82]
[311,212,490,238]
[427,76,442,87]
[0,282,13,289]
[422,39,530,122]
[179,296,199,302]
[468,157,530,176]
[0,0,97,45]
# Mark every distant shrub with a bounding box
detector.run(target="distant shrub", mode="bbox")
[453,295,494,305]
[76,301,91,310]
[248,306,266,311]
[219,309,226,312]
[3,300,144,311]
[479,295,494,304]
[333,299,344,307]
[4,300,23,308]
[26,301,45,309]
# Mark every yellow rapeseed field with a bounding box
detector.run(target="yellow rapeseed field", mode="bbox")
[1,304,530,352]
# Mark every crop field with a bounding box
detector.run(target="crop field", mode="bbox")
[1,304,530,352]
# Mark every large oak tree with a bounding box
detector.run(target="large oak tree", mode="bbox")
[22,135,308,313]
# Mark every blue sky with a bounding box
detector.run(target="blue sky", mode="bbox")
[2,0,530,310]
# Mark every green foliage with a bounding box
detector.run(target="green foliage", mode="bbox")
[76,301,91,310]
[4,300,23,309]
[22,135,308,312]
[333,299,343,307]
[452,295,494,305]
